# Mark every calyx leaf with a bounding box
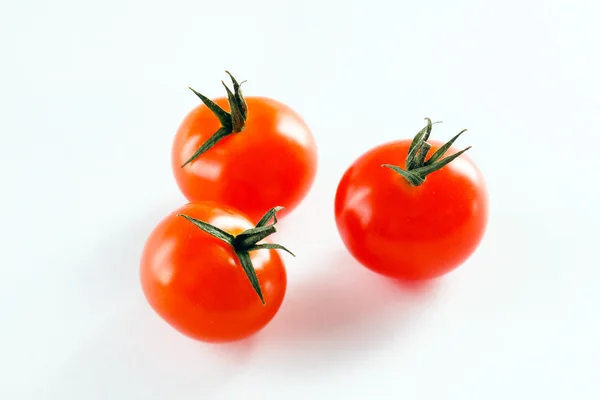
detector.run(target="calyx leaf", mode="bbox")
[177,206,293,304]
[383,118,471,186]
[181,71,249,167]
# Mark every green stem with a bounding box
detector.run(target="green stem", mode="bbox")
[414,142,431,169]
[383,118,471,186]
[177,206,293,304]
[180,127,230,168]
[182,71,248,167]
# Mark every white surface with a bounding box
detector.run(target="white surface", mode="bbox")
[1,0,599,398]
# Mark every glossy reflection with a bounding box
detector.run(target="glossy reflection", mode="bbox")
[140,202,287,343]
[335,139,489,280]
[171,96,318,223]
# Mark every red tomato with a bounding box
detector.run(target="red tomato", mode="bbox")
[171,72,317,223]
[139,202,289,342]
[335,122,488,280]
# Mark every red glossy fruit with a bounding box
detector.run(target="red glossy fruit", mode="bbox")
[171,72,317,223]
[140,202,292,342]
[335,119,488,280]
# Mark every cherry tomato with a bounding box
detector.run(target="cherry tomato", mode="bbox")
[140,202,289,342]
[171,72,317,223]
[335,120,488,280]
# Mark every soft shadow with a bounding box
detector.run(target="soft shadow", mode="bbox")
[50,198,441,394]
[258,249,440,351]
[392,277,439,293]
[209,332,259,362]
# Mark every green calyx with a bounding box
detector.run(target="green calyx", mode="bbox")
[177,206,294,305]
[382,118,471,186]
[181,71,248,168]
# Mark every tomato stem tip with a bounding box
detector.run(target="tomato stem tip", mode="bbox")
[383,118,471,186]
[177,206,293,305]
[182,71,249,167]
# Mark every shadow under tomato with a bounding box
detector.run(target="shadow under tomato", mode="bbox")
[256,248,440,354]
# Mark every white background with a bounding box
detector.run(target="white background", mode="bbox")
[1,0,599,398]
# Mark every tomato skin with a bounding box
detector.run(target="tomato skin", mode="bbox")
[139,202,286,342]
[335,139,488,280]
[171,96,317,223]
